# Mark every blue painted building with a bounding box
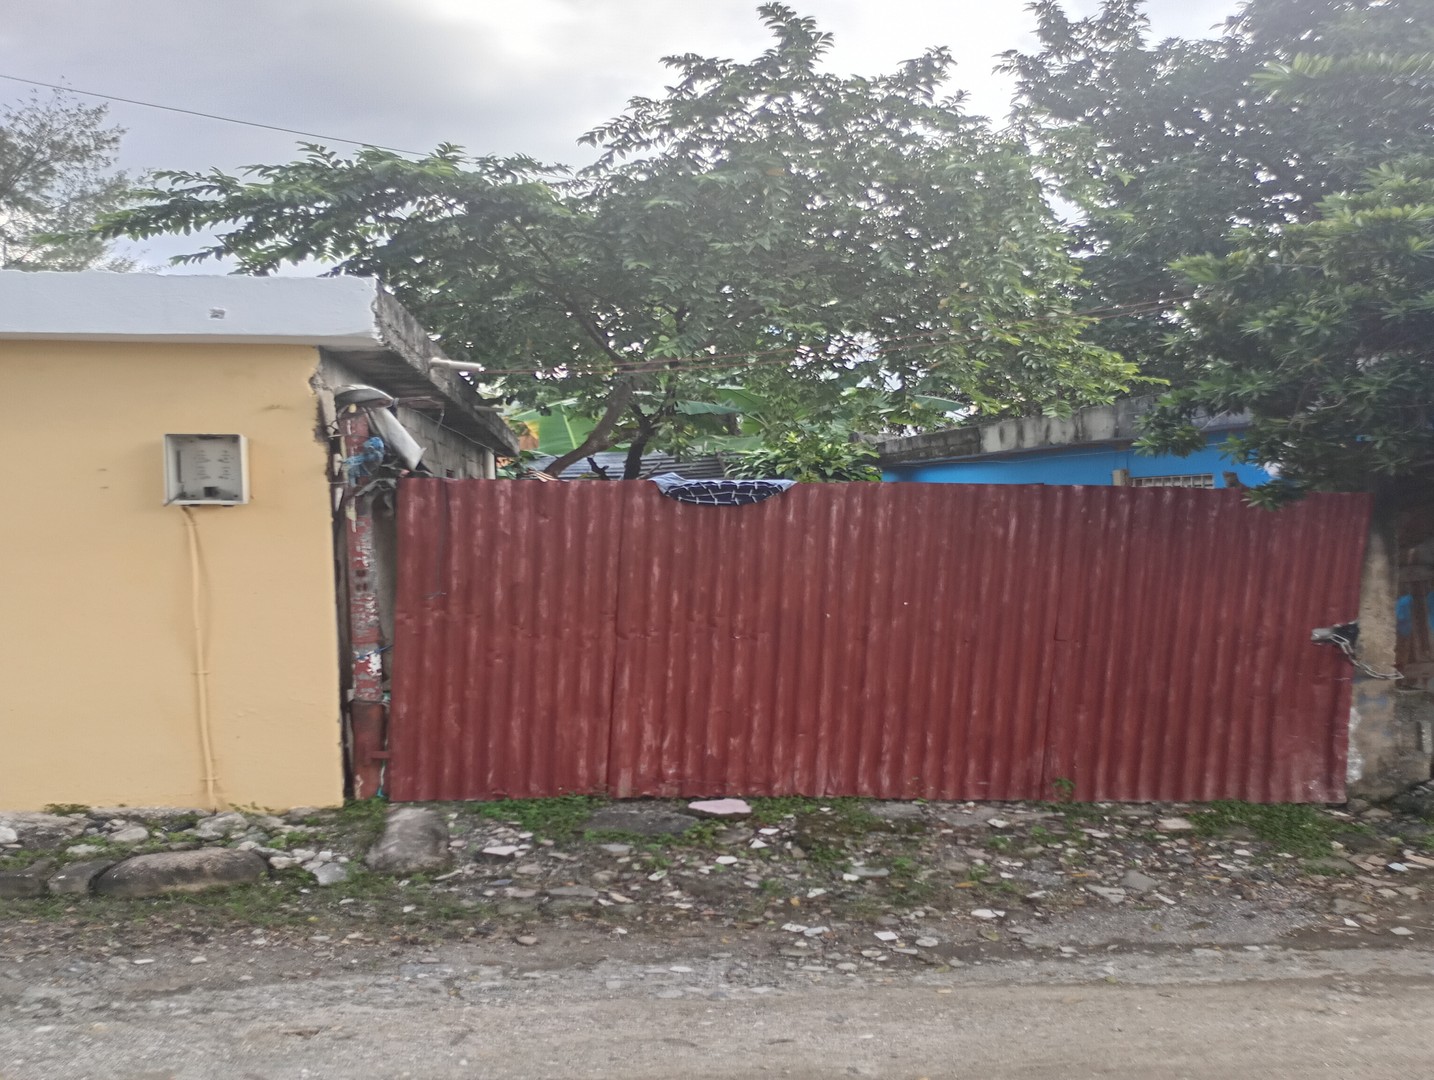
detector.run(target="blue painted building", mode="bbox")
[877,395,1269,489]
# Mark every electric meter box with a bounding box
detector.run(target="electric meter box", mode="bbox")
[163,434,250,505]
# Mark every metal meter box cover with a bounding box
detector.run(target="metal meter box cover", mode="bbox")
[163,434,249,505]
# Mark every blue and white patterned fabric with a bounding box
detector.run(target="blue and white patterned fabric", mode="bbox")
[647,473,796,506]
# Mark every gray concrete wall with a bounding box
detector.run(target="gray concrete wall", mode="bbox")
[1349,501,1432,798]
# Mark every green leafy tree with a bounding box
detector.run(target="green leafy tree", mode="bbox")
[1,90,137,270]
[1003,0,1434,379]
[101,5,1135,476]
[729,425,881,482]
[1139,157,1434,505]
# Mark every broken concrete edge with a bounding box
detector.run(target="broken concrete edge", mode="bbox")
[1347,498,1434,800]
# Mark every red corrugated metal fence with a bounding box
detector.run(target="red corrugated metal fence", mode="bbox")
[388,480,1370,803]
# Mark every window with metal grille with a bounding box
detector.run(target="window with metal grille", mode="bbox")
[1129,474,1216,488]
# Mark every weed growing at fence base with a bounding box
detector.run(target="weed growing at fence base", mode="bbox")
[464,795,605,841]
[1192,802,1343,858]
[750,797,877,828]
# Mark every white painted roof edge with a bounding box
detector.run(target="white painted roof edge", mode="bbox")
[0,270,385,347]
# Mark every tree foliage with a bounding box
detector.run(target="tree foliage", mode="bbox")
[1139,158,1434,504]
[729,425,881,482]
[0,90,137,270]
[1004,0,1434,379]
[100,5,1136,474]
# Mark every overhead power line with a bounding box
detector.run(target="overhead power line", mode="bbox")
[0,72,428,157]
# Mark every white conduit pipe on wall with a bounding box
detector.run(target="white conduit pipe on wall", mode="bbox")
[181,507,223,810]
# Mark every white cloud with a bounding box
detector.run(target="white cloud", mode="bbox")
[0,0,1239,266]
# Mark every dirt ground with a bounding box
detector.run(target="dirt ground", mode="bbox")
[7,796,1434,1077]
[3,923,1434,1079]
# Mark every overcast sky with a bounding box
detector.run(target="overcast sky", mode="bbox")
[1,0,1239,268]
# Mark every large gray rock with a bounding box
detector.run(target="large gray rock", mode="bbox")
[0,859,56,898]
[47,859,116,895]
[365,807,450,874]
[586,804,698,837]
[193,812,250,840]
[0,813,85,849]
[93,849,266,897]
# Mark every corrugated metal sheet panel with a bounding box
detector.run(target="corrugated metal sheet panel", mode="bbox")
[529,451,730,481]
[388,480,1369,803]
[389,481,625,800]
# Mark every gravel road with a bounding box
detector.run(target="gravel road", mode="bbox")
[4,928,1434,1079]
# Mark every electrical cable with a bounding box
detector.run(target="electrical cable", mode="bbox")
[181,507,224,809]
[0,71,428,157]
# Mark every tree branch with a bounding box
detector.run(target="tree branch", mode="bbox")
[542,377,637,475]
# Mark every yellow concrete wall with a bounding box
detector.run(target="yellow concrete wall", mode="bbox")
[0,341,343,810]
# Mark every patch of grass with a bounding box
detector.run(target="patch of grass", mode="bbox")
[1029,825,1058,845]
[266,830,320,851]
[42,804,89,817]
[1052,802,1106,822]
[889,855,919,878]
[0,849,54,871]
[583,818,724,850]
[466,795,604,841]
[1192,801,1341,858]
[751,797,875,829]
[0,862,490,936]
[335,797,389,829]
[801,839,849,867]
[986,836,1013,853]
[674,820,726,848]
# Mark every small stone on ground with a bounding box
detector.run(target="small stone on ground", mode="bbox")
[311,863,349,886]
[1087,885,1128,904]
[687,799,751,818]
[1121,869,1159,894]
[193,812,249,840]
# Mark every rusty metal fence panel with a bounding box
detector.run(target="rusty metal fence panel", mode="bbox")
[388,480,1369,803]
[389,481,626,800]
